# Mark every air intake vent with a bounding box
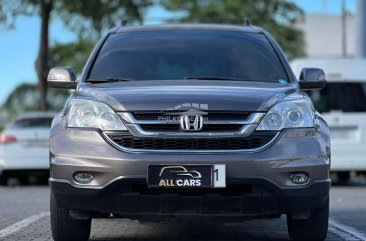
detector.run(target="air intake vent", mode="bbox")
[106,131,277,151]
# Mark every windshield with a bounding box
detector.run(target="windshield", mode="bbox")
[309,82,366,112]
[88,30,289,83]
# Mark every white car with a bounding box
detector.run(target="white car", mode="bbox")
[291,58,366,181]
[0,112,54,185]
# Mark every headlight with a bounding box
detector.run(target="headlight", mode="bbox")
[67,99,127,130]
[257,99,314,131]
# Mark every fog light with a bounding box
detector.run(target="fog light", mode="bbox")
[290,173,309,185]
[74,172,93,184]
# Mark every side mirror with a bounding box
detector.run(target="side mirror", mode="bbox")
[47,67,77,89]
[298,68,326,90]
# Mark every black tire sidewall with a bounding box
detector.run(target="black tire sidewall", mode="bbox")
[287,197,329,241]
[50,193,91,241]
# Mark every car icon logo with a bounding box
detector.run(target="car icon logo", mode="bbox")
[159,166,202,179]
[180,115,204,131]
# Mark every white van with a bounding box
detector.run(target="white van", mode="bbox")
[291,58,366,181]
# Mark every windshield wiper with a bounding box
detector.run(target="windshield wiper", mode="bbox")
[87,77,135,83]
[184,76,248,81]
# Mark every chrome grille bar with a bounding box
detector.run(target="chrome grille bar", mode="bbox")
[119,112,265,125]
[118,112,266,138]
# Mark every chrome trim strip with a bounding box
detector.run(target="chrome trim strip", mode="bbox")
[49,175,145,189]
[119,112,265,125]
[102,131,280,154]
[205,120,252,124]
[125,123,258,138]
[245,112,266,125]
[119,113,135,124]
[118,112,266,138]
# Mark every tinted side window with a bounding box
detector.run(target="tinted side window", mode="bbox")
[10,117,53,129]
[309,83,366,112]
[89,30,288,83]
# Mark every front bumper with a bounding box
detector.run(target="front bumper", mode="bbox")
[50,127,330,216]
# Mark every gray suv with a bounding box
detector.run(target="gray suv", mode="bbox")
[48,24,330,241]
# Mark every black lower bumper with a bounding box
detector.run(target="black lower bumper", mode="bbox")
[1,169,49,177]
[50,177,330,217]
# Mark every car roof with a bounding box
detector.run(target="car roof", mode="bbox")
[115,24,264,34]
[291,58,366,82]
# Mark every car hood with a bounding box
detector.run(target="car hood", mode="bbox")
[76,80,300,112]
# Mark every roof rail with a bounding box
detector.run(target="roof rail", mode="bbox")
[243,18,251,26]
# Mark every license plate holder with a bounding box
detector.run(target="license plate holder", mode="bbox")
[148,164,225,188]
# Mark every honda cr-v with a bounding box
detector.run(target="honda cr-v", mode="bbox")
[48,24,330,241]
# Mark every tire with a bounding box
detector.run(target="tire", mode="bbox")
[50,194,91,241]
[337,172,350,182]
[267,213,282,219]
[0,174,8,186]
[287,198,329,241]
[38,175,50,185]
[18,176,29,185]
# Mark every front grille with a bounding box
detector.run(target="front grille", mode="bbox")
[130,111,254,133]
[132,111,251,122]
[106,131,277,151]
[139,124,243,132]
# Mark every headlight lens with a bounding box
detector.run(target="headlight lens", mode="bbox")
[67,99,127,130]
[257,99,314,130]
